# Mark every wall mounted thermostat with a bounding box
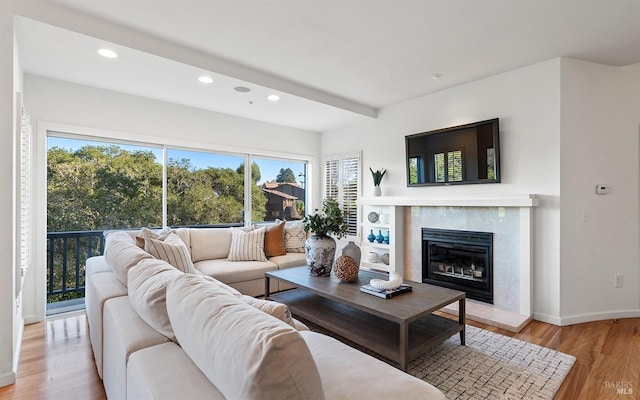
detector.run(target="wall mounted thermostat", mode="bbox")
[596,184,610,195]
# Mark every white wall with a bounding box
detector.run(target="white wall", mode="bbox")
[322,57,640,325]
[22,74,322,323]
[25,75,320,158]
[322,59,563,322]
[0,5,19,387]
[559,59,640,324]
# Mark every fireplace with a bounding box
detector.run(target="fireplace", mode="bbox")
[422,228,493,303]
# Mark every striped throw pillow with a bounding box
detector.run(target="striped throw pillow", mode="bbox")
[145,232,196,274]
[227,227,267,262]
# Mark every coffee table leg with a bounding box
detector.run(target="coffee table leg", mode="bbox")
[399,321,408,371]
[459,297,466,345]
[265,276,271,299]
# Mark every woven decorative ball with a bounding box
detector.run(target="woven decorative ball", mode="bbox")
[333,255,360,283]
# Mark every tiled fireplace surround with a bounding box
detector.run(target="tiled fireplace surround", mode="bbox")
[364,195,539,332]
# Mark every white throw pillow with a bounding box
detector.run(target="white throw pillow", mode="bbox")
[280,220,307,253]
[166,274,325,400]
[145,232,196,274]
[227,227,267,262]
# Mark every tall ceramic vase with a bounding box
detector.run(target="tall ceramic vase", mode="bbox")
[305,234,337,276]
[341,241,361,265]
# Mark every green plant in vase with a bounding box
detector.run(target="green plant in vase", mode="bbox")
[302,198,348,276]
[370,167,386,196]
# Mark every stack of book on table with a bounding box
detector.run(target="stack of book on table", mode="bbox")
[360,283,412,299]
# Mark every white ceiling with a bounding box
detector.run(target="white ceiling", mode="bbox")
[14,0,640,132]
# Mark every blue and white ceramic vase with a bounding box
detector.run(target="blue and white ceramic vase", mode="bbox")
[367,229,376,243]
[376,230,384,243]
[305,234,336,277]
[383,231,390,244]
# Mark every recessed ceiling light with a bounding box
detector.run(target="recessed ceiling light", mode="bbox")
[431,73,443,81]
[267,94,280,102]
[198,76,213,84]
[234,86,251,93]
[97,48,118,59]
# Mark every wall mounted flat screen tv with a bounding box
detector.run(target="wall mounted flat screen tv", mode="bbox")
[405,118,500,186]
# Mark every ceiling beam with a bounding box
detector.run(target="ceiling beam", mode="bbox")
[13,0,378,119]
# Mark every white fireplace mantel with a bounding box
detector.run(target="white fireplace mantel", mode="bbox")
[359,193,540,208]
[358,194,538,330]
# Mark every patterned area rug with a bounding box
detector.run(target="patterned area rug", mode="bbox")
[304,321,575,400]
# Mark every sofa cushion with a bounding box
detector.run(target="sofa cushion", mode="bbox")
[174,228,191,250]
[227,227,267,261]
[166,274,325,400]
[189,228,233,262]
[104,230,154,286]
[145,232,196,274]
[281,220,306,253]
[300,330,447,399]
[127,342,225,400]
[267,252,307,269]
[127,259,185,341]
[263,220,286,257]
[102,296,171,400]
[194,258,277,284]
[85,256,128,379]
[239,295,295,328]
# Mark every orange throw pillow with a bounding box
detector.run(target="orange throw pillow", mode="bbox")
[264,221,286,257]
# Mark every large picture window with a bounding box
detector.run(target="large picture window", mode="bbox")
[48,135,309,229]
[251,156,307,222]
[47,135,163,232]
[45,132,309,311]
[166,149,245,226]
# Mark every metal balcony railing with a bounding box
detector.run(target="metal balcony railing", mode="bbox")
[47,230,105,307]
[46,224,244,314]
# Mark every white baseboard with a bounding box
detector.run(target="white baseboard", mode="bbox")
[533,312,562,326]
[534,309,640,326]
[558,310,640,326]
[14,323,23,372]
[23,313,40,325]
[0,371,16,388]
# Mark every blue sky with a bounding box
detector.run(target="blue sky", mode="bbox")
[47,136,305,185]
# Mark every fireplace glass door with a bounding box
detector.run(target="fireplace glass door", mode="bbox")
[422,228,493,303]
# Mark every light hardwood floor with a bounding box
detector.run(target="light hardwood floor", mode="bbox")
[0,312,638,399]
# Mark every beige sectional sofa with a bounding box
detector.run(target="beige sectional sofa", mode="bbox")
[86,226,446,399]
[156,225,308,296]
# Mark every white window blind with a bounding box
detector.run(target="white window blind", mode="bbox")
[18,107,32,295]
[323,152,360,237]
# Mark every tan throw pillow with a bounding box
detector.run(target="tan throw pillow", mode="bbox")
[281,220,306,253]
[166,274,325,400]
[227,227,267,262]
[264,221,286,257]
[145,232,196,274]
[135,227,174,249]
[240,295,295,327]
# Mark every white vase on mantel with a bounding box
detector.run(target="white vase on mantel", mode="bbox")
[372,186,382,196]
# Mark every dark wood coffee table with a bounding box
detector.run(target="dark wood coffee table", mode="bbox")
[265,266,465,371]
